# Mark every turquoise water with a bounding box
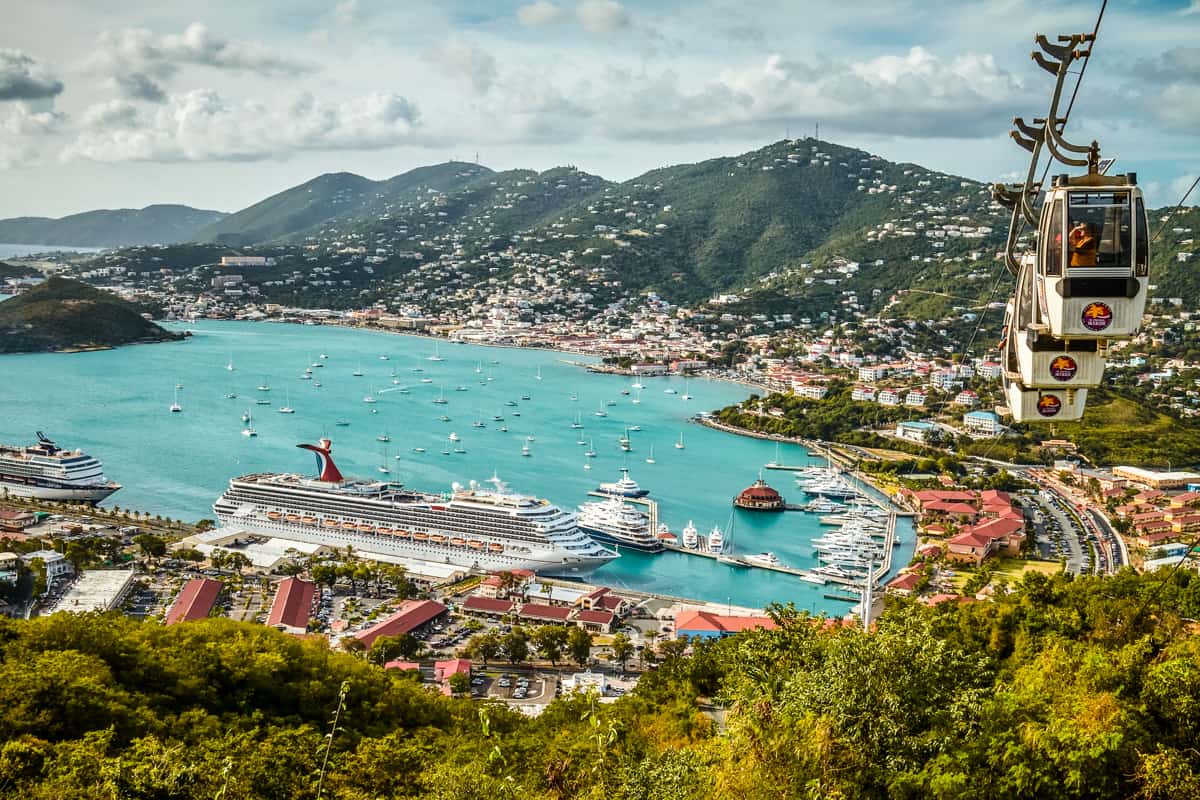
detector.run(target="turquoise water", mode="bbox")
[0,320,913,611]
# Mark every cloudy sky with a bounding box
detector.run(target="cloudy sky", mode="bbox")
[2,0,1198,219]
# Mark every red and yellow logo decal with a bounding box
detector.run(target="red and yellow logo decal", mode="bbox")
[1037,394,1062,417]
[1081,302,1113,331]
[1049,355,1078,381]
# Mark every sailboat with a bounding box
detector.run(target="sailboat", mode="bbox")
[571,412,583,430]
[675,432,685,450]
[225,353,235,371]
[619,430,631,452]
[225,388,237,399]
[377,432,391,442]
[428,342,443,362]
[632,389,641,405]
[594,403,608,418]
[535,366,543,381]
[585,438,596,458]
[681,379,693,401]
[631,381,644,390]
[767,442,781,468]
[352,364,364,377]
[472,411,485,428]
[257,377,270,392]
[432,387,448,405]
[475,361,483,374]
[241,411,257,437]
[241,410,250,423]
[378,447,391,473]
[278,390,295,414]
[169,386,182,413]
[645,445,656,465]
[363,387,377,404]
[521,442,531,457]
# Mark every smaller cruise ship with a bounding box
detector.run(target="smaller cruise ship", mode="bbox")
[577,497,663,553]
[595,468,650,499]
[0,433,121,502]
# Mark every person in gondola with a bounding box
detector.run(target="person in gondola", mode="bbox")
[1068,221,1098,267]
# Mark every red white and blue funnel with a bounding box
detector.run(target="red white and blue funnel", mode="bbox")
[297,438,344,482]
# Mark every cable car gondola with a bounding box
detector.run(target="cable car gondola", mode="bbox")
[991,31,1150,422]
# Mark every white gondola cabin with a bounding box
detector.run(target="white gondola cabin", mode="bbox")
[1035,173,1149,340]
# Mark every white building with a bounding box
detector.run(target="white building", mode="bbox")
[962,410,1002,438]
[561,671,608,696]
[50,570,136,613]
[794,383,828,400]
[858,365,888,382]
[22,550,72,579]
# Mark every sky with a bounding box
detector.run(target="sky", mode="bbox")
[1,0,1198,219]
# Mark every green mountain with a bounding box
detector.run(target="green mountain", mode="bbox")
[0,204,227,248]
[0,276,182,353]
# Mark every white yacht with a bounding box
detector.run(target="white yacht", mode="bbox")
[595,467,649,498]
[707,526,724,554]
[577,497,663,553]
[681,521,699,549]
[744,552,782,568]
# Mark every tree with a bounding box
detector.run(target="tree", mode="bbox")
[446,672,470,697]
[133,533,167,561]
[532,626,569,666]
[567,626,593,668]
[311,563,339,592]
[609,632,634,671]
[502,629,529,664]
[465,633,501,667]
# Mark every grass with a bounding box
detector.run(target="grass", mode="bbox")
[949,557,1062,592]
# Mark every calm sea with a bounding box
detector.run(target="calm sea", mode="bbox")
[0,244,103,259]
[0,320,913,611]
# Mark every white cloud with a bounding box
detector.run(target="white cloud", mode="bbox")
[425,40,497,94]
[518,1,563,26]
[94,22,312,82]
[0,49,64,101]
[63,89,420,164]
[2,104,66,136]
[576,0,629,34]
[335,0,363,25]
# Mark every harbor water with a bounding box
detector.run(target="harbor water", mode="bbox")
[0,319,914,611]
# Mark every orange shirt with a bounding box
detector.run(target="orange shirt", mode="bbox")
[1069,227,1097,267]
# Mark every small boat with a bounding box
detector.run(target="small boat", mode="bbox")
[621,389,630,396]
[619,431,631,452]
[226,354,235,372]
[255,398,271,406]
[420,377,434,384]
[430,533,447,544]
[241,411,250,423]
[468,540,485,550]
[379,354,389,361]
[681,379,693,401]
[169,386,182,413]
[322,519,338,528]
[585,438,596,458]
[319,353,328,360]
[583,462,592,470]
[569,392,578,401]
[377,527,393,536]
[571,413,583,429]
[675,432,685,450]
[455,386,468,392]
[412,447,425,453]
[488,542,503,552]
[432,388,448,405]
[475,362,483,374]
[175,382,184,390]
[377,433,391,442]
[241,411,257,437]
[631,381,644,390]
[225,392,237,399]
[451,537,467,547]
[664,388,677,395]
[335,420,350,427]
[521,443,531,457]
[258,380,270,391]
[745,552,783,568]
[267,511,283,520]
[352,365,364,377]
[492,414,504,421]
[301,516,318,525]
[453,446,466,454]
[512,411,521,417]
[535,367,542,382]
[645,445,656,465]
[606,400,617,407]
[363,393,377,404]
[299,373,312,381]
[439,415,451,422]
[341,521,357,530]
[628,425,642,432]
[427,344,443,362]
[499,425,509,432]
[313,380,322,387]
[412,367,424,373]
[506,400,518,407]
[521,394,531,401]
[277,390,294,414]
[449,432,460,442]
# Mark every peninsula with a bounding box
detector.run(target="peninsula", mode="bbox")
[0,276,183,354]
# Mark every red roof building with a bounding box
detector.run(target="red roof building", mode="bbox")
[518,603,572,623]
[575,609,615,633]
[734,477,786,511]
[462,596,516,616]
[384,660,420,672]
[434,659,472,695]
[886,572,923,596]
[353,599,447,649]
[165,578,222,625]
[674,610,777,639]
[266,577,316,635]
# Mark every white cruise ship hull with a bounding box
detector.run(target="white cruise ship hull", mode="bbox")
[0,480,120,502]
[214,512,612,576]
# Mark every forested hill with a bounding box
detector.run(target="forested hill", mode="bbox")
[0,569,1197,798]
[0,204,227,248]
[0,276,182,353]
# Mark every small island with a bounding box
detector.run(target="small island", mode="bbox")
[0,275,184,354]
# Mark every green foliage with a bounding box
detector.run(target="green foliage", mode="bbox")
[0,276,182,353]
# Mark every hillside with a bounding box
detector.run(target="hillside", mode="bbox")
[0,570,1197,798]
[0,204,227,248]
[0,276,182,353]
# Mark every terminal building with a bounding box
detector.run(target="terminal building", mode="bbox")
[165,578,223,625]
[1113,466,1200,491]
[49,569,136,613]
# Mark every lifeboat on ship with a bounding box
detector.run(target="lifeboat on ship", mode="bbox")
[302,516,318,525]
[450,537,467,547]
[356,523,375,533]
[376,527,393,536]
[285,514,300,523]
[412,531,429,542]
[341,521,357,530]
[394,529,410,538]
[430,534,448,544]
[267,511,283,520]
[322,519,338,528]
[487,542,503,553]
[468,540,485,550]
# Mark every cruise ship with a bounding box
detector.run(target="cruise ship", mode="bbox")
[0,433,121,502]
[212,439,619,576]
[576,497,663,553]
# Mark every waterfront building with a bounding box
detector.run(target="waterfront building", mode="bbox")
[165,578,223,624]
[674,610,777,640]
[945,517,1026,566]
[461,596,516,618]
[734,477,786,511]
[353,600,447,649]
[266,577,317,635]
[1113,466,1200,490]
[21,549,72,579]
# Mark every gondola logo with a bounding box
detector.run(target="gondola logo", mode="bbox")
[1037,395,1062,417]
[1081,302,1113,331]
[1049,355,1077,381]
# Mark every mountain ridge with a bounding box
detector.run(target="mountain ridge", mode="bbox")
[0,204,227,248]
